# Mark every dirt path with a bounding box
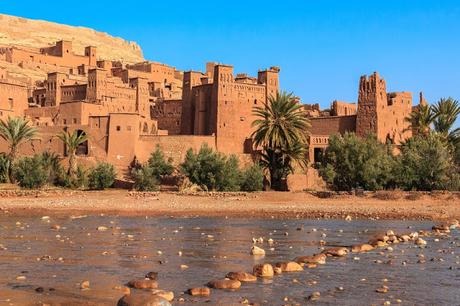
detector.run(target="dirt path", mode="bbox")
[0,189,458,221]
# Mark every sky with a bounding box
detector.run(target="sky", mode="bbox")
[1,1,459,114]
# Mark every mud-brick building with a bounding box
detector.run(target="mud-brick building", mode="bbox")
[0,67,28,120]
[307,72,416,164]
[180,63,279,155]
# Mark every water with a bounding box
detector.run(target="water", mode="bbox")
[0,216,459,305]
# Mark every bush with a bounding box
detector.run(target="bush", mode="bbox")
[396,133,454,191]
[39,151,67,186]
[147,146,174,179]
[0,153,9,183]
[180,144,242,191]
[88,162,116,190]
[318,132,396,191]
[132,166,159,191]
[14,155,48,189]
[241,164,264,192]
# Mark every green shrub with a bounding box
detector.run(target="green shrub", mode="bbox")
[14,155,48,189]
[241,164,264,192]
[318,132,396,191]
[180,144,242,191]
[88,162,116,190]
[396,133,453,191]
[38,151,67,186]
[147,146,174,179]
[0,153,9,183]
[132,166,159,191]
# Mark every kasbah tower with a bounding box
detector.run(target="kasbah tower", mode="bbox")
[0,15,425,190]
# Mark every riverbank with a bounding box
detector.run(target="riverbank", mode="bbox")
[0,188,458,221]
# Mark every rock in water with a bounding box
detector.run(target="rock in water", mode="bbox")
[117,293,171,306]
[295,254,327,265]
[207,279,241,290]
[253,263,274,278]
[322,247,349,257]
[250,246,265,256]
[151,289,174,301]
[351,244,374,253]
[275,262,303,272]
[145,272,158,280]
[225,272,257,282]
[127,279,158,289]
[188,287,211,296]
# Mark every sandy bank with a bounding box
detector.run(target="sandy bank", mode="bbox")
[0,189,458,221]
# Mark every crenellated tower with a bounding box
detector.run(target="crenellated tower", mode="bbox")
[356,72,387,137]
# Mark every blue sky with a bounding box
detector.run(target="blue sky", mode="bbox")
[1,1,459,111]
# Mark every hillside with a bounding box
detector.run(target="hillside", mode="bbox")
[0,14,144,64]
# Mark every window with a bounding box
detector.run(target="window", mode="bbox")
[8,98,13,109]
[116,126,121,131]
[126,126,132,131]
[63,119,67,125]
[73,118,77,124]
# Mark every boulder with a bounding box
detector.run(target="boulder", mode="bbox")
[351,244,374,253]
[253,263,274,278]
[322,247,349,257]
[274,262,303,272]
[117,293,171,306]
[188,287,211,296]
[225,272,257,282]
[294,254,327,265]
[127,279,158,289]
[151,290,174,302]
[207,279,241,290]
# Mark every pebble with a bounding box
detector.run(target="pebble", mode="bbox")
[251,246,265,256]
[80,280,90,290]
[308,291,321,301]
[376,285,389,293]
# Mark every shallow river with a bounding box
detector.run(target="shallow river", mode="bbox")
[0,216,459,305]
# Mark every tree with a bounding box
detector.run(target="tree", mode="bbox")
[318,133,396,191]
[251,91,310,190]
[180,144,242,191]
[432,97,460,149]
[147,145,174,180]
[57,130,88,177]
[396,133,453,191]
[405,104,436,136]
[0,117,37,182]
[88,162,116,190]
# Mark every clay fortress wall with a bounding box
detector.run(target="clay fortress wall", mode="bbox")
[0,39,424,189]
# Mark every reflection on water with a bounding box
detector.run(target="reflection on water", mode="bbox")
[0,216,459,305]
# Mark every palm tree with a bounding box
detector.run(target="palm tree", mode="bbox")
[251,91,310,190]
[0,117,37,182]
[57,130,88,176]
[405,104,436,136]
[432,97,460,143]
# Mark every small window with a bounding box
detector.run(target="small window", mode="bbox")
[116,126,121,131]
[73,118,77,124]
[63,119,67,125]
[254,99,257,105]
[126,126,132,131]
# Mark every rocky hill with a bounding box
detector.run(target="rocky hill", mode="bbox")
[0,14,144,63]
